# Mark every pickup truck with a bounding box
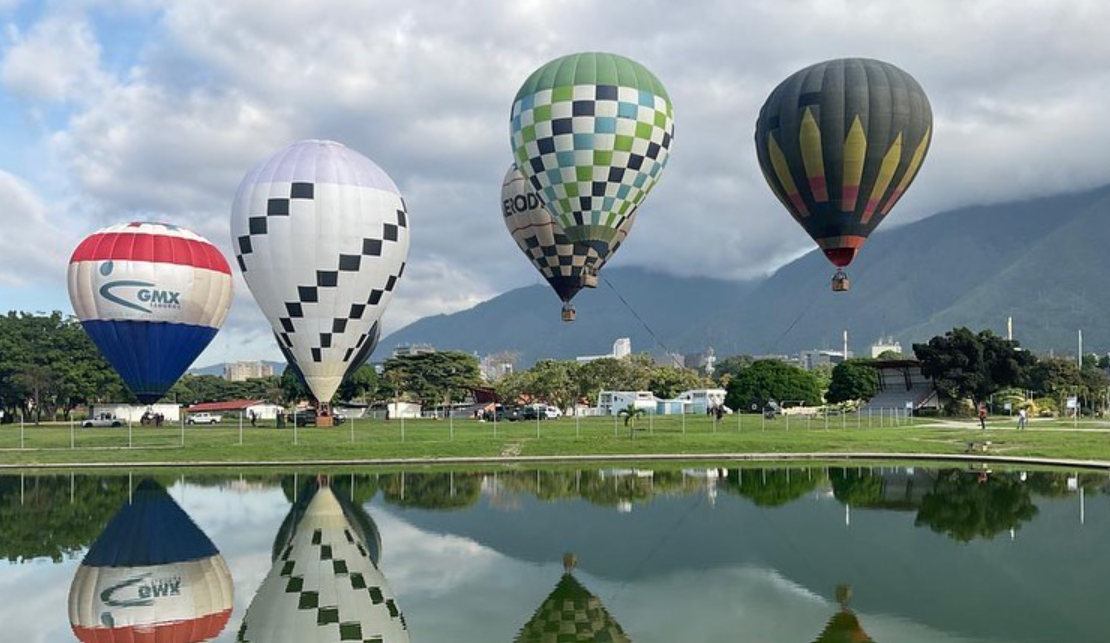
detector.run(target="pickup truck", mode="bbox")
[187,412,222,425]
[82,413,124,428]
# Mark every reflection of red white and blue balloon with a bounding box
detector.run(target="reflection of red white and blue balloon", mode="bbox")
[68,479,234,643]
[67,222,233,403]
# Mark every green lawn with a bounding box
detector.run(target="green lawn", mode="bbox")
[0,414,1108,467]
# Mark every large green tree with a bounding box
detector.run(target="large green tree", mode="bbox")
[381,351,481,408]
[913,328,1035,405]
[649,365,707,400]
[527,360,580,409]
[826,359,881,404]
[724,360,822,411]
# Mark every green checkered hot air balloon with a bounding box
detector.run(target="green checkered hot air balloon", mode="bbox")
[509,52,675,319]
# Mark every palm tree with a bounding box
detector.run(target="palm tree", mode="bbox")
[617,404,646,437]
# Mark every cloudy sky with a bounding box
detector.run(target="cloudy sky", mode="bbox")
[2,0,1109,365]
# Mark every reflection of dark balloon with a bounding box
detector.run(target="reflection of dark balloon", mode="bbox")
[811,584,873,643]
[68,479,233,643]
[273,478,381,565]
[755,58,932,290]
[514,554,631,643]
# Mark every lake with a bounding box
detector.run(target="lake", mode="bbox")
[0,464,1105,642]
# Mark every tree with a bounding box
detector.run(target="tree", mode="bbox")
[713,355,753,387]
[913,328,1035,406]
[826,360,880,404]
[336,365,379,402]
[527,360,580,410]
[280,367,312,405]
[725,360,822,412]
[617,403,646,434]
[575,357,651,403]
[876,350,904,360]
[649,365,706,400]
[1027,357,1082,398]
[380,351,481,409]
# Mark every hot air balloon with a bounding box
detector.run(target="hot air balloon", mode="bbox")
[501,163,610,321]
[68,479,233,643]
[754,58,932,292]
[509,52,674,318]
[514,553,632,643]
[231,140,409,423]
[238,485,409,643]
[67,222,232,404]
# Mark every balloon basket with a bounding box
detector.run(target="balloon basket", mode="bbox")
[831,270,851,292]
[561,305,577,322]
[582,273,599,288]
[316,414,334,428]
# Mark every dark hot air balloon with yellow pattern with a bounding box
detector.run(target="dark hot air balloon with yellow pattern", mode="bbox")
[755,58,932,291]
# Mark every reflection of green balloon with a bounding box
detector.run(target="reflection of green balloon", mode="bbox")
[755,58,932,275]
[510,52,675,271]
[514,570,631,643]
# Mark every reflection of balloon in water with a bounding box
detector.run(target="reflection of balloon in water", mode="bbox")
[755,58,932,291]
[67,222,233,403]
[272,477,382,566]
[68,479,233,643]
[513,553,631,643]
[239,486,409,643]
[231,140,409,406]
[811,584,873,643]
[509,52,675,314]
[501,163,610,321]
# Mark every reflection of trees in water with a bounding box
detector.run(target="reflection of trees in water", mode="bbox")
[494,469,709,508]
[1025,472,1107,498]
[0,475,131,562]
[914,470,1038,542]
[722,468,825,507]
[379,472,482,510]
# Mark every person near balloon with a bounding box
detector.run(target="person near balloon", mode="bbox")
[978,403,988,430]
[1017,407,1027,430]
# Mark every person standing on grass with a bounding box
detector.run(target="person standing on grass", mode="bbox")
[1017,407,1027,430]
[978,403,988,430]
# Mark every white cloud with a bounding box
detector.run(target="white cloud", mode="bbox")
[0,171,75,287]
[1,15,105,103]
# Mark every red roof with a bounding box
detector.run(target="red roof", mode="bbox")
[188,399,266,412]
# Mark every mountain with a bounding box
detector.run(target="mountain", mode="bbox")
[380,184,1110,364]
[188,360,287,377]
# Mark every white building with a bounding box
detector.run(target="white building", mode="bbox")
[799,349,851,370]
[683,348,717,375]
[597,391,657,415]
[223,361,274,381]
[675,389,728,414]
[392,343,435,358]
[577,337,632,363]
[91,403,181,423]
[871,338,904,358]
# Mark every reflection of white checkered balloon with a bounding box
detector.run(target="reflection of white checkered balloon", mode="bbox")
[231,140,409,403]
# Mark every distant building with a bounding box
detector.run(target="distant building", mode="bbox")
[871,337,904,358]
[577,337,632,363]
[655,352,686,368]
[480,354,515,382]
[798,349,851,370]
[674,389,728,414]
[683,347,717,375]
[91,403,181,423]
[187,399,284,420]
[597,391,657,415]
[223,361,274,381]
[751,354,801,367]
[392,343,435,358]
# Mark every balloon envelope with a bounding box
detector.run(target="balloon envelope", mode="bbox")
[68,479,233,643]
[67,222,232,403]
[501,163,601,305]
[231,140,409,403]
[755,58,932,268]
[510,52,674,269]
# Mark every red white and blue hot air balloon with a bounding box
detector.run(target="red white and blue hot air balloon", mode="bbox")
[67,222,233,403]
[68,479,234,643]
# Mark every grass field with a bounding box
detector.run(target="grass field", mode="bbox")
[1,412,1109,467]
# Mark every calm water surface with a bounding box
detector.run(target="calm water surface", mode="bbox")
[0,465,1106,642]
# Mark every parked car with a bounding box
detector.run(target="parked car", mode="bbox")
[541,405,562,420]
[187,412,222,425]
[494,405,521,422]
[82,413,123,428]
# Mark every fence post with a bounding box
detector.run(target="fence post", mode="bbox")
[294,408,299,445]
[71,415,75,450]
[239,411,244,446]
[351,414,356,444]
[128,415,133,449]
[180,412,185,446]
[576,411,580,438]
[614,413,618,437]
[20,413,24,450]
[682,410,686,434]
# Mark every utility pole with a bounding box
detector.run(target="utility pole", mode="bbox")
[1078,330,1083,368]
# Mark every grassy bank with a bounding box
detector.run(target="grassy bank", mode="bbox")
[1,414,1108,467]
